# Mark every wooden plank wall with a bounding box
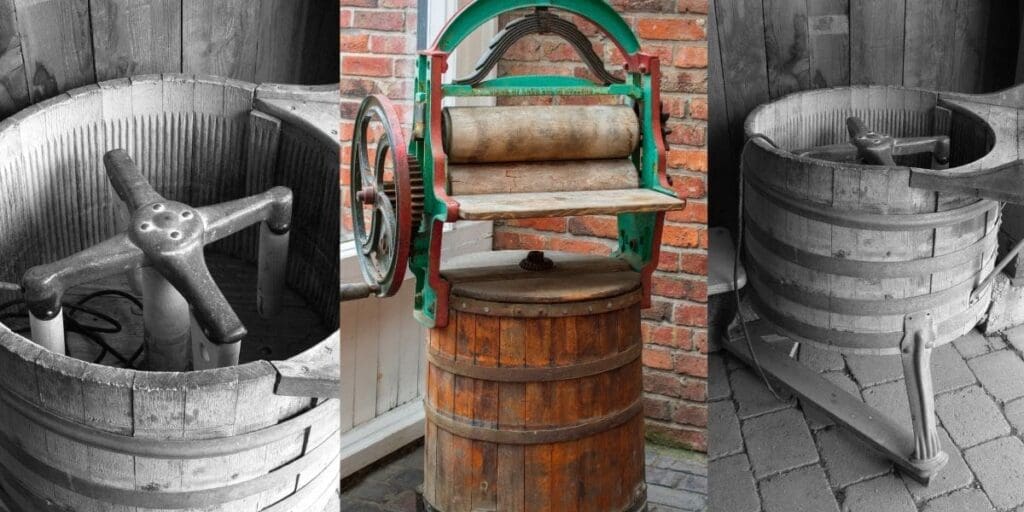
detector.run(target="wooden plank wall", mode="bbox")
[0,0,338,120]
[709,0,1021,230]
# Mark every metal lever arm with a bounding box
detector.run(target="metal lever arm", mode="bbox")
[151,246,246,344]
[796,117,950,169]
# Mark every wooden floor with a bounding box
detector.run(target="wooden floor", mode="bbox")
[0,253,331,368]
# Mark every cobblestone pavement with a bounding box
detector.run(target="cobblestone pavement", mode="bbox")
[341,441,707,511]
[710,326,1024,512]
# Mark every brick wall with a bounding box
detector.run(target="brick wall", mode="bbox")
[341,0,709,452]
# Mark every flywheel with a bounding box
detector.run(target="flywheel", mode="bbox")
[349,94,422,298]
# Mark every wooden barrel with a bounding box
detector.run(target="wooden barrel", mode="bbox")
[742,86,999,355]
[0,76,340,510]
[423,251,647,512]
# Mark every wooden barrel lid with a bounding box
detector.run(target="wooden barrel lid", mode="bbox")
[441,250,640,304]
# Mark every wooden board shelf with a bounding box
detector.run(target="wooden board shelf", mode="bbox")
[453,189,684,220]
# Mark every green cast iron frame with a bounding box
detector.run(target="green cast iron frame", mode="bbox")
[409,0,677,328]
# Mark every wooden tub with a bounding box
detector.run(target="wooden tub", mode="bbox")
[742,86,998,355]
[0,76,340,511]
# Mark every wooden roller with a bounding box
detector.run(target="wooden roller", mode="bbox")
[449,159,638,195]
[442,105,639,163]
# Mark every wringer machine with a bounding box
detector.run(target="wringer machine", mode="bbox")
[728,83,1024,484]
[341,1,684,510]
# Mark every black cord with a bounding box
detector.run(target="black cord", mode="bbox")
[0,289,144,369]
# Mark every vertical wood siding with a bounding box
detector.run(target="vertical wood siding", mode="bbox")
[709,0,1021,230]
[0,0,339,120]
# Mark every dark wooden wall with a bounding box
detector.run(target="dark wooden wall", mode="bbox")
[708,0,1022,229]
[0,0,338,119]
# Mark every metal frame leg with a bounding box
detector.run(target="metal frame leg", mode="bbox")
[900,313,948,472]
[257,222,289,318]
[141,268,191,371]
[28,309,65,355]
[190,315,241,370]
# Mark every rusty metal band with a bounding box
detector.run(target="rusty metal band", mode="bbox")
[744,215,997,278]
[743,172,997,231]
[428,344,641,382]
[746,259,988,316]
[0,380,337,459]
[0,426,337,508]
[425,400,643,445]
[450,289,642,317]
[748,284,987,351]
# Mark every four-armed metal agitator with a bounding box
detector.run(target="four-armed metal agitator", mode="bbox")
[729,83,1024,484]
[21,150,291,371]
[341,1,684,510]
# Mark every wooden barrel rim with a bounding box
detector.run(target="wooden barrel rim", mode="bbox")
[427,343,641,382]
[424,400,643,445]
[747,256,994,316]
[743,170,996,231]
[744,216,998,278]
[0,371,337,458]
[450,287,642,317]
[0,425,338,508]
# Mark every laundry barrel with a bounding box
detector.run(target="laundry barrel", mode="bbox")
[741,86,999,354]
[0,76,340,510]
[423,251,647,512]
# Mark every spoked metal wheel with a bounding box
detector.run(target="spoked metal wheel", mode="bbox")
[349,94,418,298]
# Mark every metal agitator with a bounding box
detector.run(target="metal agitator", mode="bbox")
[729,84,1024,484]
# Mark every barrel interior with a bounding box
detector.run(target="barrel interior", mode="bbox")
[0,76,339,367]
[741,87,999,353]
[746,87,994,169]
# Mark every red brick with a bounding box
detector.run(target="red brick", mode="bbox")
[644,372,685,398]
[503,39,544,61]
[674,352,708,377]
[667,122,706,147]
[340,77,378,97]
[380,0,415,6]
[341,0,376,6]
[673,303,708,328]
[693,329,709,354]
[394,58,417,78]
[642,300,672,322]
[662,95,687,118]
[689,97,708,120]
[663,224,700,248]
[671,175,706,198]
[643,396,675,421]
[680,252,707,275]
[340,9,352,27]
[672,403,708,427]
[642,346,674,370]
[657,249,679,272]
[567,216,618,239]
[637,17,705,41]
[677,0,709,14]
[341,34,370,53]
[353,10,404,31]
[668,200,708,223]
[663,69,708,93]
[341,100,361,119]
[673,46,708,68]
[645,423,706,452]
[653,275,706,302]
[548,236,613,255]
[667,149,707,172]
[342,55,393,77]
[340,121,354,142]
[494,230,549,251]
[370,34,411,54]
[503,217,567,233]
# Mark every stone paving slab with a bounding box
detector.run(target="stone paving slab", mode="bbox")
[341,442,708,512]
[711,327,1024,512]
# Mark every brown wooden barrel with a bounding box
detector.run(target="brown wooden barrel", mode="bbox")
[742,86,999,355]
[423,251,647,512]
[0,76,340,510]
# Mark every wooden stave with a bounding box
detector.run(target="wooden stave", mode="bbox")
[740,86,999,353]
[423,291,647,512]
[0,75,340,510]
